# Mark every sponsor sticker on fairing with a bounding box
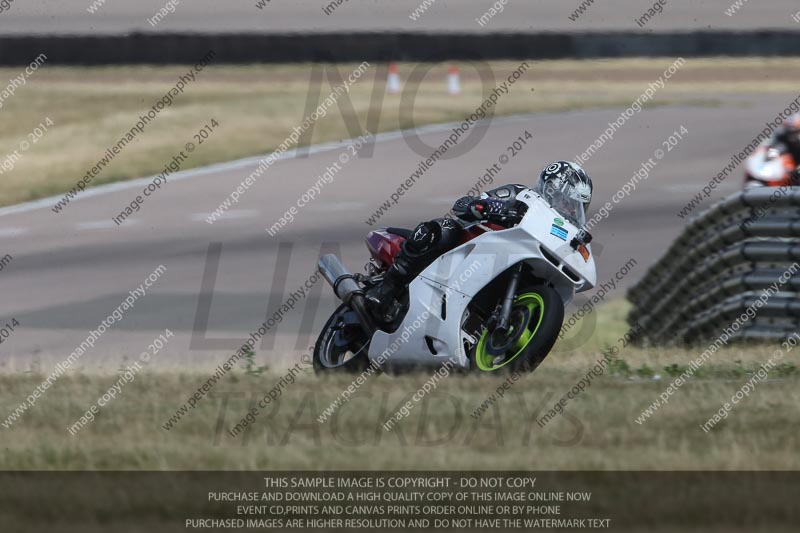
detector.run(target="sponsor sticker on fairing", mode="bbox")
[550,224,568,240]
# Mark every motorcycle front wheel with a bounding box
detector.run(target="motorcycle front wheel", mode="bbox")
[471,285,564,373]
[313,304,371,374]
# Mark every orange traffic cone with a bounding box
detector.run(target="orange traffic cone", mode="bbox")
[387,63,401,94]
[447,65,461,95]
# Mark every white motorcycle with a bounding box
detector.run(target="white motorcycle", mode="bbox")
[315,187,596,374]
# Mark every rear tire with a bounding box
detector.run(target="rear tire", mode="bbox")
[313,304,371,374]
[471,284,564,374]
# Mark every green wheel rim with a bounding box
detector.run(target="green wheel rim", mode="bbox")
[474,292,546,371]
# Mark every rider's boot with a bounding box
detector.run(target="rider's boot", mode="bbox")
[366,220,455,320]
[365,253,416,319]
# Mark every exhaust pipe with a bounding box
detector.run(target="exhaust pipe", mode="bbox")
[319,254,361,303]
[318,254,376,334]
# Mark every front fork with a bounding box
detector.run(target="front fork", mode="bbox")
[494,263,523,333]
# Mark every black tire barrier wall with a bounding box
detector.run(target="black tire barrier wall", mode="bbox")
[2,31,800,65]
[627,187,800,346]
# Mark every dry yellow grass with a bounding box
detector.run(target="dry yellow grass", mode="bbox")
[1,363,798,471]
[1,300,797,471]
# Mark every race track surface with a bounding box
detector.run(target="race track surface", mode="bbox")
[0,97,790,368]
[3,0,799,35]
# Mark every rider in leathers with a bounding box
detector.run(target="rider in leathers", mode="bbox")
[366,161,594,318]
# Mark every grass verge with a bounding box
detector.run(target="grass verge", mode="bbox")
[1,301,797,470]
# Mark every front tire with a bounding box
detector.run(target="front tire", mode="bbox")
[313,304,371,374]
[471,285,564,373]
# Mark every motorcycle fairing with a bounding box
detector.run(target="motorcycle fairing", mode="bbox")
[367,190,596,370]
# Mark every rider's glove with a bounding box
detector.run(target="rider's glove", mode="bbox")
[470,199,507,220]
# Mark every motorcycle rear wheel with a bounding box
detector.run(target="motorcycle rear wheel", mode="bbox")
[471,285,564,373]
[313,304,371,374]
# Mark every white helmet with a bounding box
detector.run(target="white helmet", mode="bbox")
[535,161,593,209]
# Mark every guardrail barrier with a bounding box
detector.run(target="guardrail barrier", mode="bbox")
[627,187,800,345]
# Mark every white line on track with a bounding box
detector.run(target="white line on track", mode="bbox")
[0,227,28,238]
[312,202,366,211]
[0,116,513,219]
[0,108,643,220]
[189,209,260,222]
[662,184,704,193]
[425,196,458,205]
[76,220,139,230]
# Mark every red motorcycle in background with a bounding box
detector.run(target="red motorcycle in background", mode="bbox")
[744,145,799,188]
[744,117,800,188]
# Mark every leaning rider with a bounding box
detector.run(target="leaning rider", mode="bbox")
[366,161,594,319]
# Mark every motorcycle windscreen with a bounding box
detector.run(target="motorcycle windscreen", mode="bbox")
[533,186,586,227]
